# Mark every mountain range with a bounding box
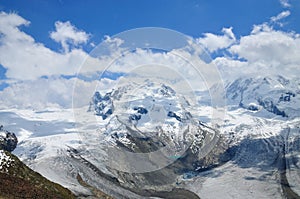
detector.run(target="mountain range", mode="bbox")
[1,75,299,198]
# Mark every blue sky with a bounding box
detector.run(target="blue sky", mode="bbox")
[0,0,299,109]
[1,0,299,51]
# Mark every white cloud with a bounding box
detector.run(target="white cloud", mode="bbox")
[0,78,74,109]
[212,57,252,82]
[230,26,300,65]
[50,21,90,52]
[0,11,31,41]
[0,12,91,80]
[213,57,248,68]
[279,0,291,8]
[196,27,236,52]
[0,13,212,108]
[0,77,114,109]
[79,45,216,94]
[1,11,300,110]
[251,23,272,34]
[221,25,300,79]
[271,10,291,23]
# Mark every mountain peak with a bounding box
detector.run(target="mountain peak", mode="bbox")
[225,75,300,118]
[0,125,18,152]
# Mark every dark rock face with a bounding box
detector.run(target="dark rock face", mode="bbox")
[160,84,176,97]
[279,92,295,103]
[133,107,148,114]
[129,107,148,122]
[167,111,182,121]
[107,123,230,190]
[129,114,141,121]
[258,98,287,117]
[0,125,18,152]
[89,92,114,120]
[247,104,259,111]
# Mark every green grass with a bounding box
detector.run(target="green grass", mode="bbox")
[0,151,76,199]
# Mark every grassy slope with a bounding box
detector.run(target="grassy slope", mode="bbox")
[0,151,76,199]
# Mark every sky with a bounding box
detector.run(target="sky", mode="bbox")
[0,0,299,109]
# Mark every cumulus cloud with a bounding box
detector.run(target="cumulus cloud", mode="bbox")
[196,27,236,52]
[0,77,115,109]
[212,24,300,79]
[0,78,74,109]
[0,11,31,41]
[0,12,91,80]
[279,0,291,8]
[50,21,90,53]
[230,25,300,65]
[213,57,248,69]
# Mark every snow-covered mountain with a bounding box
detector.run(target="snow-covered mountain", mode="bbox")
[84,81,225,176]
[1,75,300,198]
[225,75,300,118]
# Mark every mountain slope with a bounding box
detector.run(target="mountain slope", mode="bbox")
[0,126,76,199]
[0,150,76,199]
